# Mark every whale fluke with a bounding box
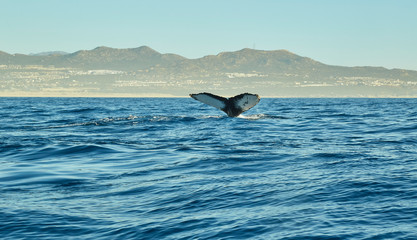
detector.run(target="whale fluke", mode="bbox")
[190,92,260,117]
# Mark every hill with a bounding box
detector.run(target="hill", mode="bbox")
[1,46,417,97]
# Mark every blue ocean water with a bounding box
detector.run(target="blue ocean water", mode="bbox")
[1,97,417,240]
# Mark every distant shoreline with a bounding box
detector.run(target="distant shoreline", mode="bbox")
[2,47,417,99]
[0,92,180,98]
[1,92,416,98]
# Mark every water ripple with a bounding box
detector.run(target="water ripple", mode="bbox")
[1,98,417,239]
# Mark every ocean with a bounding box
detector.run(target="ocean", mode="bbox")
[1,97,416,239]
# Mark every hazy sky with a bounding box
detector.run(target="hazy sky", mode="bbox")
[1,0,416,70]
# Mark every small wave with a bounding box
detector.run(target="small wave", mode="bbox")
[46,115,225,129]
[197,115,225,119]
[56,144,119,155]
[48,115,141,128]
[0,169,90,188]
[58,107,101,114]
[40,114,288,130]
[43,114,287,131]
[238,114,288,120]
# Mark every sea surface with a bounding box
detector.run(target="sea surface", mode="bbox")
[1,97,417,240]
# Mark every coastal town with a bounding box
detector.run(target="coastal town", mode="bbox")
[1,64,416,97]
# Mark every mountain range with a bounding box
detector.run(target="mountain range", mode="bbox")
[1,46,417,97]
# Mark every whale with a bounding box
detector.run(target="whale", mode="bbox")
[189,92,260,117]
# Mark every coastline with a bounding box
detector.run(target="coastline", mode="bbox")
[1,91,417,98]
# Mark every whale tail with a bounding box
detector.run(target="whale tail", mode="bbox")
[190,92,260,117]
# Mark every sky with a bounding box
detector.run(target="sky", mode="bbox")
[1,0,417,70]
